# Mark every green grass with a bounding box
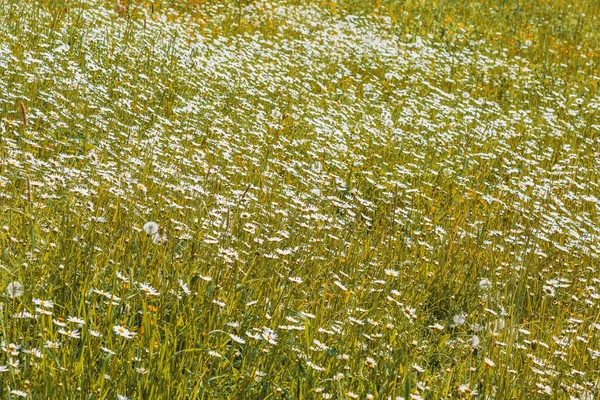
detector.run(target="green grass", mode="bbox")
[0,0,599,398]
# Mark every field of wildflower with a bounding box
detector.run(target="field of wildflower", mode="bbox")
[1,0,599,398]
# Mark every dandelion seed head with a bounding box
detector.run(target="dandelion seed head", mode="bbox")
[143,221,159,235]
[6,281,23,298]
[479,278,492,290]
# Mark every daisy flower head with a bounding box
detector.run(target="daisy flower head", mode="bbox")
[28,348,43,359]
[457,385,476,395]
[113,325,137,339]
[6,281,23,298]
[58,329,81,339]
[143,221,159,235]
[2,343,20,356]
[152,233,167,245]
[384,269,399,277]
[45,341,60,349]
[429,323,444,331]
[229,334,246,344]
[178,279,191,295]
[139,283,160,297]
[12,311,34,319]
[36,307,53,316]
[33,298,53,309]
[253,370,266,382]
[67,316,85,326]
[365,357,376,369]
[484,357,495,368]
[92,289,121,302]
[542,285,555,297]
[261,327,278,345]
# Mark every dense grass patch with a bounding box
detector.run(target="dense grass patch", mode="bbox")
[0,0,599,398]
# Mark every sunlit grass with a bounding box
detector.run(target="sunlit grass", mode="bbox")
[0,0,599,398]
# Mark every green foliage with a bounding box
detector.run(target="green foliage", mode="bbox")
[0,0,599,399]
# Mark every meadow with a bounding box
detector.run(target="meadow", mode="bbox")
[0,0,599,398]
